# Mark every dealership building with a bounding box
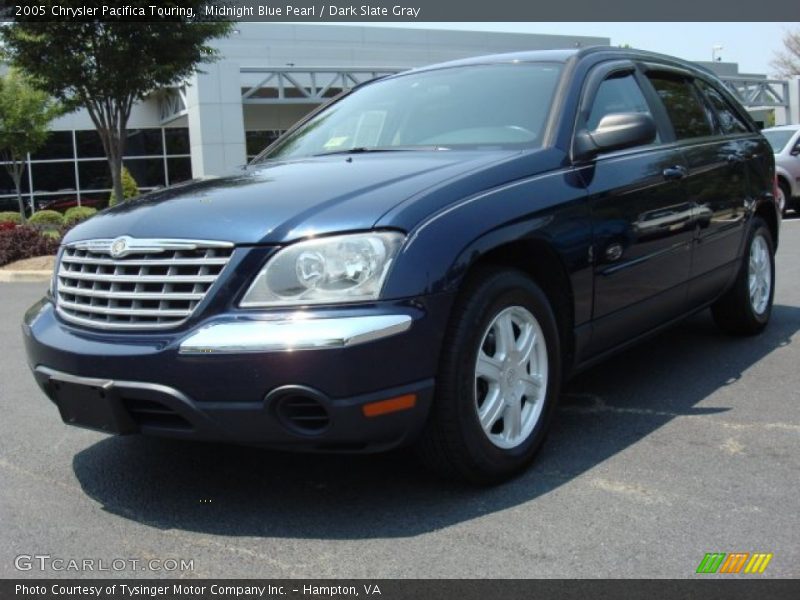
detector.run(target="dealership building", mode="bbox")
[1,23,797,213]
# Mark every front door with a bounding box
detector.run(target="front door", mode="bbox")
[578,67,694,354]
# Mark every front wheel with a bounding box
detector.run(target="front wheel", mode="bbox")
[415,268,562,484]
[711,217,775,335]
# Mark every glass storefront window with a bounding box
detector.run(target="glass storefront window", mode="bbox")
[246,130,283,160]
[78,160,112,190]
[31,131,75,160]
[125,129,164,156]
[0,166,31,194]
[31,161,77,192]
[0,196,31,212]
[35,194,81,211]
[75,130,107,158]
[11,127,191,210]
[124,158,166,188]
[164,128,190,155]
[167,157,192,185]
[77,193,111,210]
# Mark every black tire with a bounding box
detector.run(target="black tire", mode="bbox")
[415,267,562,485]
[777,179,791,217]
[711,217,775,335]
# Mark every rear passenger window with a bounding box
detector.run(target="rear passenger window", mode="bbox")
[696,80,750,135]
[646,73,713,140]
[587,72,653,132]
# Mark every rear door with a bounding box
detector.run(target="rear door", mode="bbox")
[578,62,694,355]
[642,69,750,307]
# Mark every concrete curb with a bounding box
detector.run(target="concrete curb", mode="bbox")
[0,270,52,283]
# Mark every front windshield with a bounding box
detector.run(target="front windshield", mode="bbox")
[255,62,564,161]
[762,130,796,153]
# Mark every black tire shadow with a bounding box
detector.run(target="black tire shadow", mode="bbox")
[72,305,800,539]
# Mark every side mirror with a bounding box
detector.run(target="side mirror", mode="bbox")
[574,112,657,160]
[790,145,800,157]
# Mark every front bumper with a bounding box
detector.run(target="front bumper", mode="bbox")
[23,295,452,451]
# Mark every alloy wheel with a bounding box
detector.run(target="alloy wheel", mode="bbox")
[748,234,771,315]
[474,306,548,449]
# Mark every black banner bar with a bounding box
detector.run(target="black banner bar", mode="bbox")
[2,0,800,22]
[2,580,800,600]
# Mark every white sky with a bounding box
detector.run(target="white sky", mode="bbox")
[328,22,799,77]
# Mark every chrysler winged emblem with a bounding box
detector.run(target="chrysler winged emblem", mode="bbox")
[110,236,129,258]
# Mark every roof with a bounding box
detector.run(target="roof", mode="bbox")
[405,46,717,78]
[407,48,580,73]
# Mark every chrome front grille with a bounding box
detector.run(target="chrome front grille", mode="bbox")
[56,237,234,329]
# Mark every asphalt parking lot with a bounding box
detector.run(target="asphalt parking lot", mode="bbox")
[1,220,799,579]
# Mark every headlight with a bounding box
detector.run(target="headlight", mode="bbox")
[240,231,405,307]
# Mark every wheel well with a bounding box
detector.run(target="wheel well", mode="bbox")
[776,174,790,191]
[755,202,779,249]
[463,240,575,369]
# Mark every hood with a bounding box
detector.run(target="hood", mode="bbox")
[64,150,521,245]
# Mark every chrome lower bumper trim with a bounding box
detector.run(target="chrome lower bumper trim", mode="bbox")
[34,366,192,402]
[178,314,413,354]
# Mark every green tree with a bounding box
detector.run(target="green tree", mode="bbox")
[1,3,232,204]
[0,70,61,221]
[771,28,800,77]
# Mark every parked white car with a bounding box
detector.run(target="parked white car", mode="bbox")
[762,125,800,215]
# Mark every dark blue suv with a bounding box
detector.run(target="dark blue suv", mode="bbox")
[23,47,779,483]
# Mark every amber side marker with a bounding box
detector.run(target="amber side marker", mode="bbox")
[362,394,417,417]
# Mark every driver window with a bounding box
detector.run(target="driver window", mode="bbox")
[587,72,657,144]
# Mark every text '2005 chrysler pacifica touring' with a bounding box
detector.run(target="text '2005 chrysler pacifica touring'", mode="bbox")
[23,47,779,483]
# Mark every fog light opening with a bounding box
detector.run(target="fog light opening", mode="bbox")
[276,394,331,434]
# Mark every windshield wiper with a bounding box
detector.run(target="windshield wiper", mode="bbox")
[311,145,449,157]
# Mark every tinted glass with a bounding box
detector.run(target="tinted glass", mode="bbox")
[76,130,106,158]
[167,157,192,185]
[31,162,77,192]
[78,160,112,190]
[260,63,563,161]
[164,128,190,155]
[246,130,282,158]
[30,131,74,160]
[36,194,80,211]
[696,81,749,135]
[124,158,166,188]
[78,193,111,210]
[762,130,796,153]
[0,167,30,194]
[124,129,163,157]
[0,196,27,211]
[647,73,713,140]
[587,72,653,131]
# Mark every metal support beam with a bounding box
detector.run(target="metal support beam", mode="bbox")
[240,66,404,105]
[720,76,790,110]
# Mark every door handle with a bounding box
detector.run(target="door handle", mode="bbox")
[662,166,688,181]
